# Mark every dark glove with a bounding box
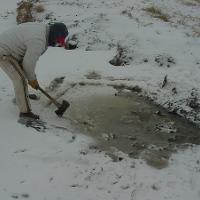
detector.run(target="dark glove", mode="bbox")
[28,80,39,90]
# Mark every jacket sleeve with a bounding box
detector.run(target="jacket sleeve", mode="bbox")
[22,38,46,80]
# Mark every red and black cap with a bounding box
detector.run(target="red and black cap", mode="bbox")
[48,22,68,47]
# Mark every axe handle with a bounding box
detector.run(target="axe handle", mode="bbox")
[38,86,60,107]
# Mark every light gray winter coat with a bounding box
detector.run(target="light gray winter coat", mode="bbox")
[0,22,49,80]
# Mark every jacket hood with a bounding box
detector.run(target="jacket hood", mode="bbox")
[48,22,68,46]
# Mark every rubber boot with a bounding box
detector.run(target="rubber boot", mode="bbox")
[19,111,40,120]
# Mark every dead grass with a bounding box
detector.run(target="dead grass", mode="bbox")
[192,0,200,3]
[193,28,200,37]
[34,4,45,13]
[85,71,102,80]
[181,0,200,6]
[16,1,34,24]
[144,6,170,22]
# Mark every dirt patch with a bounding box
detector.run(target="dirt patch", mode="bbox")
[143,6,170,22]
[154,54,176,68]
[85,71,102,80]
[64,84,200,169]
[109,43,133,66]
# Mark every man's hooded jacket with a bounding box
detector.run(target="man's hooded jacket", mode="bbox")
[0,22,68,81]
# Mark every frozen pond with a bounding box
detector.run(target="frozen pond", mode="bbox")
[64,84,200,169]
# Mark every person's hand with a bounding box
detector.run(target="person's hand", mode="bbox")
[28,80,39,90]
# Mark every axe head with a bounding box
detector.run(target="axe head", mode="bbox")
[55,100,70,117]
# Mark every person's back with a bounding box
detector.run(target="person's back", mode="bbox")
[0,22,69,120]
[0,22,48,59]
[0,23,48,80]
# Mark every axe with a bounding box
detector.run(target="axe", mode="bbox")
[38,86,70,117]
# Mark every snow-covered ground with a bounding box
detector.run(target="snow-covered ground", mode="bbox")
[34,0,200,125]
[0,0,200,199]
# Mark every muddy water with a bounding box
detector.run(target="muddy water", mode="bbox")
[65,84,200,169]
